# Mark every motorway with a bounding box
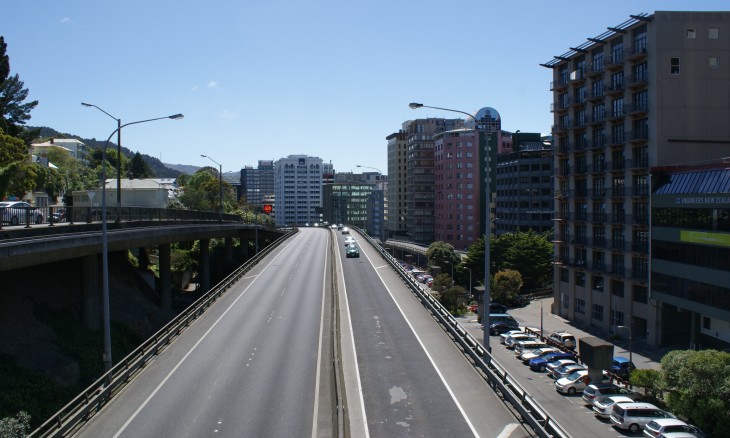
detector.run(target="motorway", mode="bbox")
[72,228,530,437]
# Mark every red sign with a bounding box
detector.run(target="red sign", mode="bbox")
[262,204,273,214]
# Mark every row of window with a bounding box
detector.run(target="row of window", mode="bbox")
[652,208,730,231]
[653,272,730,312]
[653,240,730,271]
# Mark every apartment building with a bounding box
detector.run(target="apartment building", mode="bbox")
[386,131,408,239]
[240,160,274,208]
[273,155,323,227]
[544,11,730,347]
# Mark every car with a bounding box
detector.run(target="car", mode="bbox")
[345,245,360,258]
[337,224,343,230]
[489,303,508,314]
[555,370,609,395]
[593,395,636,419]
[341,227,350,234]
[487,314,519,335]
[0,201,44,225]
[610,402,675,434]
[499,329,523,344]
[509,294,530,307]
[548,331,577,349]
[643,418,707,438]
[344,236,356,246]
[51,207,66,222]
[520,347,559,364]
[546,358,577,374]
[528,351,576,372]
[582,383,636,406]
[505,333,537,349]
[611,356,636,379]
[551,363,586,380]
[514,340,548,357]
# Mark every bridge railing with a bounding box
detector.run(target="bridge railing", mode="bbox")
[29,228,298,438]
[357,227,572,438]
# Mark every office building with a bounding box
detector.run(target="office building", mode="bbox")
[544,11,730,346]
[240,160,274,208]
[386,131,408,239]
[273,155,323,227]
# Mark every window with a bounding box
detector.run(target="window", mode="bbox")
[703,316,711,330]
[576,271,586,287]
[709,57,719,69]
[592,304,604,322]
[575,298,586,315]
[686,28,696,39]
[709,28,719,39]
[671,57,680,75]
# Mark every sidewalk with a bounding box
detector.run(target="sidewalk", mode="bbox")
[458,297,670,371]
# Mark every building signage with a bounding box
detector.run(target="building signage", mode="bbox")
[680,230,730,248]
[675,196,730,205]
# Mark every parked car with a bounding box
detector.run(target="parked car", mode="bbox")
[643,418,706,438]
[520,347,559,364]
[0,201,44,225]
[489,303,508,314]
[551,363,586,380]
[51,207,66,222]
[593,395,636,420]
[505,333,537,349]
[610,402,675,434]
[582,383,636,406]
[546,358,577,374]
[529,351,576,372]
[499,329,523,345]
[556,370,608,395]
[345,245,360,258]
[548,331,577,349]
[488,314,520,335]
[514,340,549,357]
[509,294,530,307]
[611,356,637,379]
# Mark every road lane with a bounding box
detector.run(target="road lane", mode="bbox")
[74,229,333,438]
[339,231,527,437]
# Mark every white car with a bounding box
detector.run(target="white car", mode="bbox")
[520,347,559,364]
[344,236,356,246]
[499,329,523,345]
[505,333,537,349]
[0,201,44,225]
[551,363,586,380]
[593,395,635,419]
[555,370,609,395]
[546,359,577,374]
[643,418,706,438]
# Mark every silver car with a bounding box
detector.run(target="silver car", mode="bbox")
[0,201,44,225]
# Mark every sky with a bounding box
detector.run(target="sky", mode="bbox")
[2,0,727,176]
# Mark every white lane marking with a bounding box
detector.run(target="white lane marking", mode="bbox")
[374,265,388,270]
[310,238,327,438]
[338,236,370,437]
[360,248,479,437]
[496,423,520,438]
[112,233,300,438]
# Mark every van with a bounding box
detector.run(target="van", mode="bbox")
[610,402,674,433]
[514,340,548,357]
[548,331,577,349]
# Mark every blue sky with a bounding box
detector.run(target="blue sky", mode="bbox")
[2,1,727,175]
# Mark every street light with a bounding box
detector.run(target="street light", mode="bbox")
[464,266,472,297]
[617,325,633,365]
[445,260,454,278]
[200,155,223,222]
[82,103,122,221]
[410,102,493,352]
[98,113,183,370]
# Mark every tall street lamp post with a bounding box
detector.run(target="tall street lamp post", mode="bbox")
[82,103,122,221]
[97,113,183,370]
[465,266,472,297]
[201,155,223,222]
[617,325,633,365]
[409,102,493,352]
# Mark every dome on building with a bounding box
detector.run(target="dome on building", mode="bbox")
[464,107,501,132]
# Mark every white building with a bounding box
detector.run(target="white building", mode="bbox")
[30,138,88,162]
[273,155,323,227]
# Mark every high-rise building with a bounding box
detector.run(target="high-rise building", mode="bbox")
[273,155,323,227]
[322,172,374,230]
[544,11,730,347]
[404,118,464,244]
[240,160,274,208]
[386,131,408,239]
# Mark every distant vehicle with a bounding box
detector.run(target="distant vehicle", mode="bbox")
[610,402,675,434]
[488,313,519,335]
[593,395,635,419]
[344,236,356,246]
[643,418,707,438]
[582,383,636,406]
[341,227,350,234]
[520,347,559,364]
[545,358,577,374]
[555,370,609,395]
[505,333,537,349]
[337,224,343,230]
[0,201,44,225]
[489,303,508,314]
[528,351,576,372]
[499,329,524,345]
[513,340,548,357]
[611,357,636,379]
[548,331,577,349]
[509,295,530,307]
[346,245,360,258]
[51,208,66,222]
[551,363,586,380]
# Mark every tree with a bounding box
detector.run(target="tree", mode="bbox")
[430,273,452,295]
[426,241,460,277]
[462,235,487,286]
[0,37,38,137]
[0,127,26,167]
[0,411,30,438]
[439,285,466,314]
[660,349,730,436]
[500,231,553,291]
[492,269,523,305]
[129,152,153,179]
[629,368,661,400]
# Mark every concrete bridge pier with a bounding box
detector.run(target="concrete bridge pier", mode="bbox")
[159,244,171,311]
[82,255,100,330]
[200,238,210,292]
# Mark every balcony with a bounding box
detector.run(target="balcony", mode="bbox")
[590,136,606,151]
[569,69,586,85]
[551,78,569,91]
[607,108,626,121]
[605,51,625,71]
[591,162,606,173]
[575,234,589,245]
[590,188,607,198]
[588,62,605,77]
[631,214,648,227]
[627,73,648,89]
[611,239,626,251]
[552,102,569,114]
[628,269,648,283]
[588,89,606,102]
[557,142,570,154]
[592,237,607,248]
[554,189,571,198]
[626,44,647,62]
[576,211,588,221]
[586,114,606,126]
[606,135,625,148]
[611,214,627,224]
[628,128,649,143]
[591,212,607,222]
[607,264,625,276]
[559,166,571,176]
[609,160,626,172]
[590,261,606,273]
[605,83,625,97]
[626,102,649,117]
[631,241,649,252]
[631,185,649,197]
[575,187,588,198]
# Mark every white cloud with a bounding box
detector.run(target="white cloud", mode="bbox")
[60,17,76,25]
[208,80,218,88]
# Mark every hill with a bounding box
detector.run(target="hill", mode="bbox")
[31,126,184,178]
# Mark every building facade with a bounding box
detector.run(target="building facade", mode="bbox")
[240,160,274,208]
[545,11,730,347]
[495,135,554,236]
[386,131,408,239]
[322,173,374,230]
[273,155,323,227]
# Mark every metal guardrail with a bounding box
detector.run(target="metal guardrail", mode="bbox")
[29,228,298,438]
[357,227,572,438]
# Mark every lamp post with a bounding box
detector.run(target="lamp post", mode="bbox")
[97,113,183,370]
[465,266,472,297]
[410,102,493,352]
[445,260,454,278]
[617,325,633,365]
[201,155,223,222]
[82,103,122,221]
